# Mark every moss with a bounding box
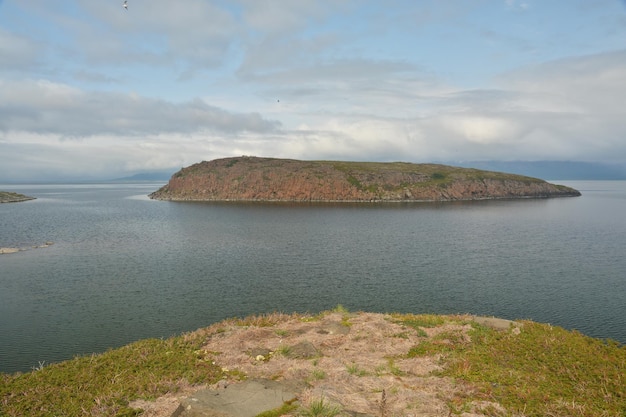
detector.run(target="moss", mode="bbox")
[225,158,240,168]
[346,175,364,190]
[255,400,299,417]
[0,335,222,417]
[405,320,626,416]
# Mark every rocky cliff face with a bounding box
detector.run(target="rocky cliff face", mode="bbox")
[149,156,581,202]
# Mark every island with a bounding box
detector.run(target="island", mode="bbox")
[0,191,35,203]
[149,156,581,202]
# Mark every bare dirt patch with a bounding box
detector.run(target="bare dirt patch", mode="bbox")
[131,312,510,417]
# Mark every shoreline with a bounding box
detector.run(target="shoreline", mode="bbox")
[150,193,580,203]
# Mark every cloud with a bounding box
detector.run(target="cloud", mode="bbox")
[2,43,625,181]
[505,0,530,11]
[439,115,520,144]
[0,28,43,72]
[490,50,626,161]
[0,80,280,137]
[264,48,626,164]
[500,49,626,114]
[236,0,349,33]
[1,1,625,181]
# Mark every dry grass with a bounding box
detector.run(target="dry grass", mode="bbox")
[196,311,480,416]
[1,336,222,416]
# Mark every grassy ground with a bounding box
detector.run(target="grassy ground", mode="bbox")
[0,335,222,416]
[395,313,626,416]
[2,311,624,417]
[325,160,541,181]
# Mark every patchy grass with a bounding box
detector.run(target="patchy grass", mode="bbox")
[274,345,292,357]
[392,313,451,329]
[300,397,343,417]
[3,311,624,417]
[345,363,368,377]
[310,368,327,381]
[0,335,222,417]
[331,304,349,314]
[405,319,626,416]
[375,359,404,377]
[255,399,299,417]
[229,312,305,327]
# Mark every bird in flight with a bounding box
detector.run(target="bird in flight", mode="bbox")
[123,0,128,10]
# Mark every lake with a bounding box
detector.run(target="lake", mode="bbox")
[1,180,625,374]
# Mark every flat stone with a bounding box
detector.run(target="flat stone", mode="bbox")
[473,316,518,331]
[248,347,271,360]
[285,341,319,359]
[175,379,300,417]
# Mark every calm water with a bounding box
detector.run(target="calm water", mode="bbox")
[1,181,625,374]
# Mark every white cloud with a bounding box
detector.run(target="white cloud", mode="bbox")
[236,0,353,33]
[0,80,280,136]
[0,28,43,72]
[501,50,626,115]
[440,115,520,144]
[505,0,530,11]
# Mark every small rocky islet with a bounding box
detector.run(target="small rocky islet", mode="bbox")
[0,191,39,254]
[149,156,581,202]
[0,191,35,203]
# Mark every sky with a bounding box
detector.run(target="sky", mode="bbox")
[1,0,626,181]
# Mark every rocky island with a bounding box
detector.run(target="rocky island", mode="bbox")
[0,191,35,203]
[149,156,581,202]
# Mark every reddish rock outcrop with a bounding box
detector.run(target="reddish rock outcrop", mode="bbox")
[149,156,581,202]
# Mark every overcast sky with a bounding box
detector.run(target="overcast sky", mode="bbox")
[1,1,626,181]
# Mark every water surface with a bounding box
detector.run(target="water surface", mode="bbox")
[1,181,625,373]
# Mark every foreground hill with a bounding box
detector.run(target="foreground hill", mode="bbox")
[149,157,580,202]
[2,310,624,417]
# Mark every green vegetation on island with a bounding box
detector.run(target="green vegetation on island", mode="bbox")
[1,309,624,417]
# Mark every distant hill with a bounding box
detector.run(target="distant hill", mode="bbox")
[150,156,581,202]
[451,161,626,180]
[111,170,175,182]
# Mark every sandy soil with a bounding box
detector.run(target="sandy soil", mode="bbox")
[131,312,512,417]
